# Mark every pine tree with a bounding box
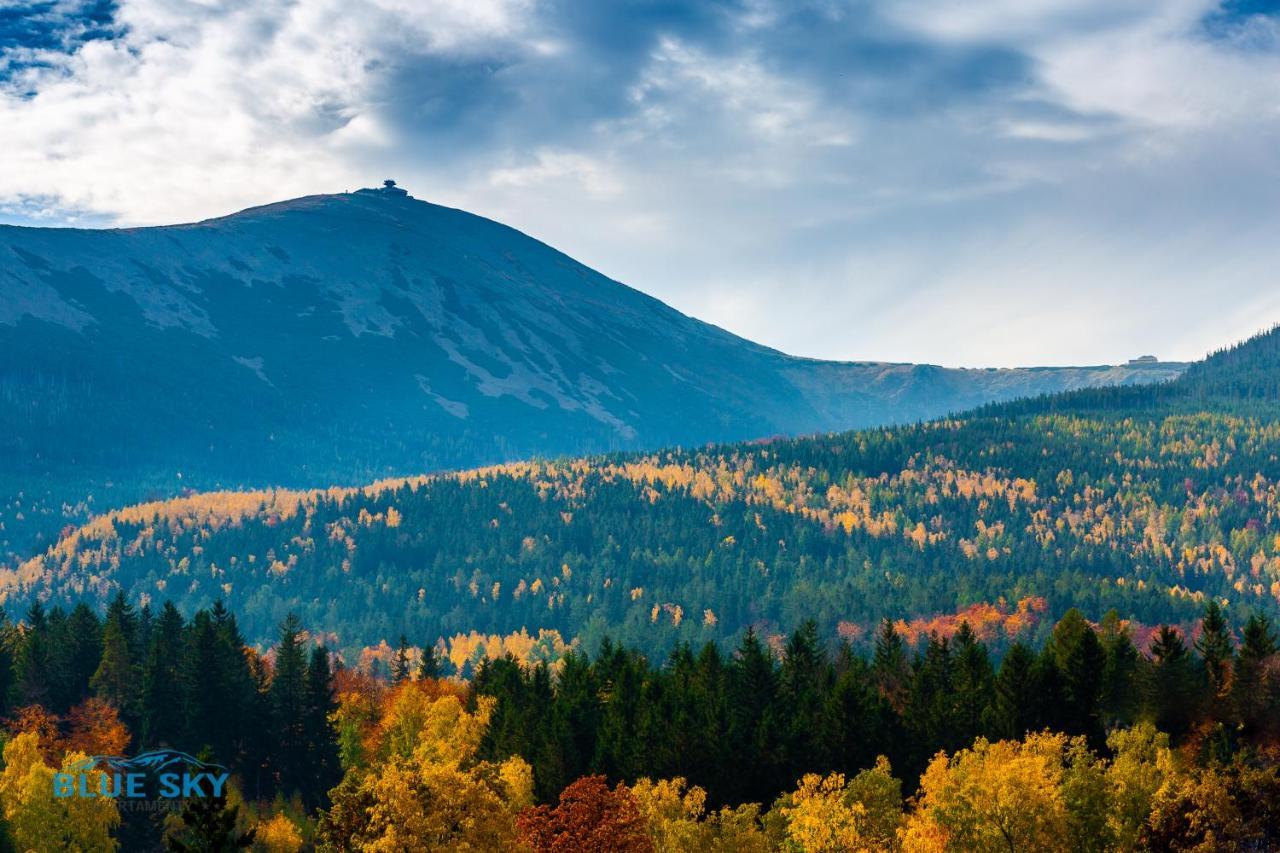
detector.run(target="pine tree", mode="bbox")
[988,642,1039,739]
[59,603,103,713]
[0,615,16,720]
[303,645,342,807]
[15,601,51,706]
[268,614,309,798]
[1048,608,1105,746]
[907,633,959,761]
[417,641,442,680]
[142,602,186,747]
[391,634,411,684]
[872,619,910,713]
[952,622,994,745]
[726,629,780,805]
[1231,614,1277,738]
[779,621,833,780]
[92,616,139,725]
[1195,601,1234,711]
[1147,626,1200,740]
[1099,610,1140,729]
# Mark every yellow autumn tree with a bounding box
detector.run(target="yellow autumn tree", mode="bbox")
[0,732,120,852]
[255,812,305,853]
[776,757,903,852]
[316,693,533,852]
[630,776,712,852]
[1104,723,1176,850]
[902,734,1073,853]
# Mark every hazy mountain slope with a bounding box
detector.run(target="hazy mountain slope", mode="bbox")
[0,185,1182,560]
[6,327,1270,654]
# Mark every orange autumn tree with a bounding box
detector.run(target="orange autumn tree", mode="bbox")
[63,698,131,757]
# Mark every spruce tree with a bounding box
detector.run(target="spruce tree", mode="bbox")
[952,622,994,745]
[1195,601,1234,710]
[92,616,140,724]
[1049,608,1106,746]
[15,601,51,706]
[1147,626,1200,739]
[1099,610,1140,728]
[391,634,411,684]
[988,641,1039,739]
[1232,614,1277,737]
[268,614,309,798]
[141,602,186,747]
[60,603,103,712]
[417,641,442,679]
[871,619,910,713]
[303,645,342,807]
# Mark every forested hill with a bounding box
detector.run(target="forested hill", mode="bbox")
[4,327,1276,658]
[0,185,1180,562]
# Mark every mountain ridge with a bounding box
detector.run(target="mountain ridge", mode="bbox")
[1,186,1184,561]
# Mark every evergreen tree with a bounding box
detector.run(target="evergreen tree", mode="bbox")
[726,629,780,806]
[268,614,309,798]
[1099,610,1140,729]
[142,602,186,747]
[778,621,833,780]
[1048,608,1105,746]
[417,641,442,680]
[391,634,411,684]
[951,622,994,745]
[303,645,342,807]
[907,633,959,766]
[59,603,103,713]
[871,619,910,713]
[0,615,17,719]
[1232,614,1278,738]
[91,615,140,724]
[15,601,51,707]
[1147,626,1200,740]
[988,641,1039,739]
[1195,601,1234,710]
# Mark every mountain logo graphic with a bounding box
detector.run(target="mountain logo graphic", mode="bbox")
[55,749,230,800]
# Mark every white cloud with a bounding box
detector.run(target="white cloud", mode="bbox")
[3,0,1280,366]
[0,0,533,223]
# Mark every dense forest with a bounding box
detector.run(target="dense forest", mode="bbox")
[6,328,1280,659]
[0,597,1276,850]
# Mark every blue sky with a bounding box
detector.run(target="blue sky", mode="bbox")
[2,0,1279,367]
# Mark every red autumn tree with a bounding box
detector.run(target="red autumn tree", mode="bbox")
[516,775,653,853]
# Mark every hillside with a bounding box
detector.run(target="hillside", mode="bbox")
[0,184,1181,561]
[6,326,1276,657]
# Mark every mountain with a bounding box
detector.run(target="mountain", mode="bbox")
[0,184,1182,560]
[6,325,1274,655]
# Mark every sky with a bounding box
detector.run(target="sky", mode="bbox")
[1,1,1279,368]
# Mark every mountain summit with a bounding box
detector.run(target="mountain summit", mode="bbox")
[0,187,1181,557]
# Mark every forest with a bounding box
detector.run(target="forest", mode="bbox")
[9,329,1280,662]
[0,596,1276,850]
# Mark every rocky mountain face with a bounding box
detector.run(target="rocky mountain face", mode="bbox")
[0,185,1183,559]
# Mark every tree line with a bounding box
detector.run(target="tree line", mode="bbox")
[471,602,1280,808]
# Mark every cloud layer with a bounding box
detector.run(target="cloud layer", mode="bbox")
[2,0,1279,366]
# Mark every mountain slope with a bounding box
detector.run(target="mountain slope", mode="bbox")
[7,326,1274,655]
[0,185,1182,559]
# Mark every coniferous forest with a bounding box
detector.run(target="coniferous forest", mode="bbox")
[0,593,1278,850]
[4,331,1280,850]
